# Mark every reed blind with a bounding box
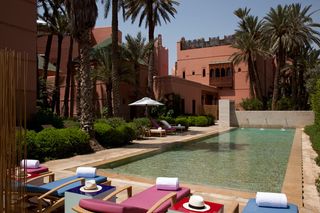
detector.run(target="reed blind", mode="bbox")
[0,49,27,213]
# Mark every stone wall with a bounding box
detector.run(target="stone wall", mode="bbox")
[231,111,314,128]
[219,100,315,128]
[180,35,234,50]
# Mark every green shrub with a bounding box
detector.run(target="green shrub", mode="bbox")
[277,97,293,110]
[311,79,320,126]
[63,119,80,128]
[240,98,263,110]
[28,108,64,131]
[132,117,150,128]
[116,125,135,144]
[23,128,91,162]
[94,122,134,147]
[158,116,175,124]
[205,115,215,125]
[194,116,209,126]
[305,124,320,166]
[187,116,196,126]
[131,118,151,138]
[105,117,126,128]
[175,117,189,130]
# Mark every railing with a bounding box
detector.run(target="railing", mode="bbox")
[209,76,233,88]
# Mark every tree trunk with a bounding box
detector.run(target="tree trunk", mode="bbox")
[52,34,63,115]
[106,81,113,117]
[79,30,94,137]
[70,68,75,118]
[42,34,53,108]
[249,54,263,101]
[111,0,121,116]
[247,54,256,99]
[134,63,140,98]
[63,36,74,117]
[76,77,81,118]
[272,38,283,110]
[291,57,298,109]
[147,0,155,98]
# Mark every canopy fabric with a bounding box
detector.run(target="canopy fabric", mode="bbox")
[129,97,163,106]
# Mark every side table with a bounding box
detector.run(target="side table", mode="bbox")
[168,197,224,213]
[64,184,116,213]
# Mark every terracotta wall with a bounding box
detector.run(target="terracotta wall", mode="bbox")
[176,42,250,106]
[154,76,217,115]
[0,0,37,119]
[154,35,168,76]
[37,35,79,74]
[92,27,122,44]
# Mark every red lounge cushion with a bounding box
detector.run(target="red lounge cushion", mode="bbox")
[26,166,48,174]
[79,199,146,213]
[121,186,190,213]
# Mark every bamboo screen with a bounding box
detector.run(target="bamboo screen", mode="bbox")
[0,49,27,212]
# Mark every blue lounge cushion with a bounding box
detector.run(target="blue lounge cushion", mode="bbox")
[243,199,298,213]
[26,175,107,197]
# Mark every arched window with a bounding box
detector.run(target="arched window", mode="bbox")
[210,69,214,78]
[221,68,225,77]
[202,69,206,77]
[215,68,220,77]
[226,67,231,76]
[182,71,185,79]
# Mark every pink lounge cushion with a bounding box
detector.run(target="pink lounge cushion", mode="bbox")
[26,165,49,174]
[79,199,146,213]
[121,186,190,213]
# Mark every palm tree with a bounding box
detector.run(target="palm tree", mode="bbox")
[63,36,74,117]
[37,0,54,108]
[232,8,266,101]
[125,0,179,97]
[286,4,320,109]
[263,5,291,110]
[65,0,98,135]
[102,0,126,117]
[92,46,113,117]
[123,32,153,99]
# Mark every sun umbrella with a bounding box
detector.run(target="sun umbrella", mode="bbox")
[129,97,163,117]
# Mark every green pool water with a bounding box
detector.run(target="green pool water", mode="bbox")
[100,128,295,192]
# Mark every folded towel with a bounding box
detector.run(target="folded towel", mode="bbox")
[20,159,40,169]
[156,177,179,191]
[256,192,288,208]
[76,167,97,178]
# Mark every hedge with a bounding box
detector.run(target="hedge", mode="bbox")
[94,122,136,148]
[23,128,92,162]
[27,109,64,131]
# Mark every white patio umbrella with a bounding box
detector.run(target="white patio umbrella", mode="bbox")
[129,97,163,117]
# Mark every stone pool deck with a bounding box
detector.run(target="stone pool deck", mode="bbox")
[43,126,318,213]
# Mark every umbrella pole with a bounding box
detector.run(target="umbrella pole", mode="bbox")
[145,105,148,117]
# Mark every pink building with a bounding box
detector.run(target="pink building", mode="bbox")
[173,36,274,109]
[38,28,170,119]
[1,0,37,119]
[154,35,274,117]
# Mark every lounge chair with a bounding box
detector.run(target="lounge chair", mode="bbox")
[150,118,176,134]
[26,172,109,213]
[160,120,185,133]
[73,185,190,213]
[243,198,299,213]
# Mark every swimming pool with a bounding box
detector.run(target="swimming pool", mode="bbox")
[100,128,295,192]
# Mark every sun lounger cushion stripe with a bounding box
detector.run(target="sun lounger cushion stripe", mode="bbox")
[79,199,146,213]
[121,186,190,213]
[243,199,298,213]
[26,175,107,197]
[26,166,49,174]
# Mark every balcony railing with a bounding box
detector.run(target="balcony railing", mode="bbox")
[209,76,233,88]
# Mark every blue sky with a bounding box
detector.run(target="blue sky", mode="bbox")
[95,0,320,73]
